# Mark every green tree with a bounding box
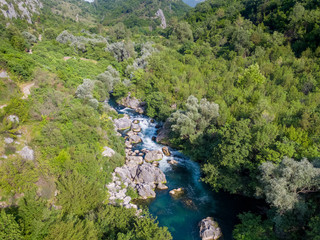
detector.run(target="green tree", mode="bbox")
[233,212,276,240]
[259,157,320,212]
[0,210,23,240]
[57,172,105,216]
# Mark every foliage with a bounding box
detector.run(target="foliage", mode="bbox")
[56,171,105,216]
[258,157,320,212]
[169,95,219,143]
[233,212,276,240]
[0,210,23,240]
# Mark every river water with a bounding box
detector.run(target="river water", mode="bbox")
[114,105,259,240]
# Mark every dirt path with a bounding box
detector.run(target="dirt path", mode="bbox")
[21,82,35,99]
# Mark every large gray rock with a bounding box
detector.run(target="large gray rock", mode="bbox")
[134,163,166,184]
[102,146,115,157]
[114,117,131,130]
[131,123,141,132]
[199,217,222,240]
[129,134,142,144]
[144,150,163,162]
[135,183,156,199]
[126,156,143,165]
[18,146,34,161]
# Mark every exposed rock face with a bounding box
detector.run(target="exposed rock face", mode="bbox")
[162,146,171,156]
[102,146,115,157]
[155,9,167,29]
[114,116,131,130]
[0,0,43,24]
[18,146,34,161]
[199,217,222,240]
[144,150,163,162]
[120,93,145,114]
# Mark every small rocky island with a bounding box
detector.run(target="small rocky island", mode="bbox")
[199,217,222,240]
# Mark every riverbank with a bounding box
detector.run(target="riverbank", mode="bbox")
[109,102,263,240]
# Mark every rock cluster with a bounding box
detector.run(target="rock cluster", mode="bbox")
[119,93,145,114]
[199,217,222,240]
[107,115,167,209]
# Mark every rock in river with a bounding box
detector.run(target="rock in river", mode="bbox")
[199,217,222,240]
[169,188,184,197]
[131,123,141,132]
[162,146,171,156]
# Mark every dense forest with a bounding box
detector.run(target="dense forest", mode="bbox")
[0,0,320,239]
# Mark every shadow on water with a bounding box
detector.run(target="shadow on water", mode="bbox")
[109,99,264,240]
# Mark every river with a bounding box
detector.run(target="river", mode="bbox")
[113,104,260,240]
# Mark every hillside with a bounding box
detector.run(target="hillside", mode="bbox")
[0,0,320,239]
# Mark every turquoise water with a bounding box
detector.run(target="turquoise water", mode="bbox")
[113,104,260,240]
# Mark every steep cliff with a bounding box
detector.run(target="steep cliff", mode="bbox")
[0,0,42,23]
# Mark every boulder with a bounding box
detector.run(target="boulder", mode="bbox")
[144,150,163,162]
[130,135,142,144]
[162,147,171,156]
[125,141,132,149]
[126,156,143,165]
[157,183,168,190]
[168,159,178,165]
[120,93,145,114]
[131,123,141,132]
[134,163,166,184]
[114,117,131,130]
[4,137,14,144]
[102,146,115,157]
[126,131,135,137]
[7,115,19,124]
[199,217,222,240]
[135,183,156,199]
[169,188,184,197]
[18,146,34,161]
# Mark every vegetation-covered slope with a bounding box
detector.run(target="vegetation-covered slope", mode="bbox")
[0,0,320,239]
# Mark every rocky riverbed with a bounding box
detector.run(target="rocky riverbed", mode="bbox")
[107,101,261,240]
[106,114,169,209]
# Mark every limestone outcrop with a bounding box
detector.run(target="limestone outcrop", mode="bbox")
[199,217,222,240]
